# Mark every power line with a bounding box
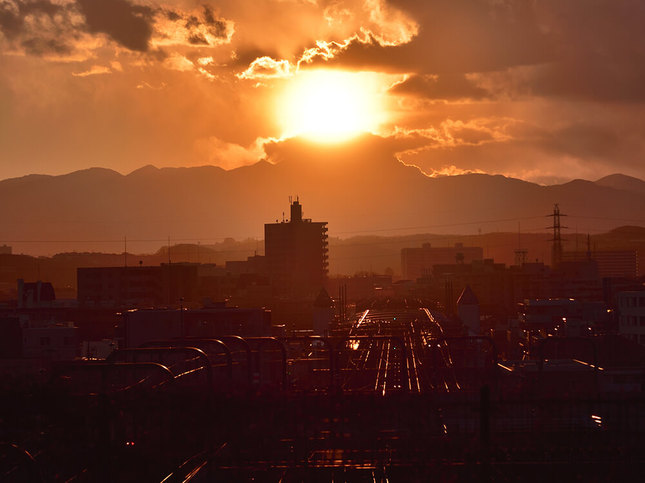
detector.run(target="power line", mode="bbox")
[330,215,548,236]
[1,214,643,246]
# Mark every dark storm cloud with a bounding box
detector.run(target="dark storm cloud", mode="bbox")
[310,0,645,103]
[231,47,282,68]
[76,0,154,52]
[185,15,200,29]
[182,6,227,40]
[522,58,645,103]
[310,1,551,74]
[188,33,209,45]
[1,0,155,54]
[202,5,217,26]
[390,73,489,100]
[543,124,622,162]
[1,1,233,58]
[164,9,181,22]
[0,2,33,40]
[449,126,494,145]
[0,0,64,39]
[200,5,229,39]
[0,0,76,54]
[22,36,70,56]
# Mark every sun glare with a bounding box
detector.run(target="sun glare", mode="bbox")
[279,70,387,142]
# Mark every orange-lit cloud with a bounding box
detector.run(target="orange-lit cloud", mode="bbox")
[194,136,270,170]
[72,65,111,77]
[237,56,293,80]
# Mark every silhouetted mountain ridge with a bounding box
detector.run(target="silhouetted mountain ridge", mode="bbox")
[1,141,644,255]
[595,173,645,195]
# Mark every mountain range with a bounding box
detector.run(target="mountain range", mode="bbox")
[1,135,644,256]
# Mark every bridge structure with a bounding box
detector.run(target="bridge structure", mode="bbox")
[3,302,645,481]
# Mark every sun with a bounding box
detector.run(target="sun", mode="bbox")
[279,70,387,142]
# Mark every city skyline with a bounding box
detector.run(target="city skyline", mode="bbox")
[1,0,645,184]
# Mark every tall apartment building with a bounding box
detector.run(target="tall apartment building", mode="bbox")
[264,199,328,298]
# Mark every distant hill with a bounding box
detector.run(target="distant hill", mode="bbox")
[1,135,644,256]
[595,174,645,195]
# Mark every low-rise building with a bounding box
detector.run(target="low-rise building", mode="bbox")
[616,290,645,345]
[121,305,273,348]
[402,242,483,280]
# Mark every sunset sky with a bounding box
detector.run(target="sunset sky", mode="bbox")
[1,0,645,184]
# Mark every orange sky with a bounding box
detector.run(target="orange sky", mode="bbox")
[1,0,645,184]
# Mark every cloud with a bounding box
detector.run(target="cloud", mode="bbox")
[303,1,550,74]
[426,165,485,177]
[308,0,645,103]
[390,73,489,101]
[1,1,235,63]
[164,52,193,72]
[395,112,645,184]
[237,56,293,80]
[76,0,154,52]
[136,80,167,90]
[194,136,268,170]
[1,1,67,40]
[21,36,70,55]
[0,0,81,56]
[363,0,418,46]
[237,0,418,79]
[153,4,234,49]
[262,132,434,173]
[72,64,111,77]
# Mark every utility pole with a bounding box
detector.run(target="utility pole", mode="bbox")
[547,204,567,268]
[514,221,528,266]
